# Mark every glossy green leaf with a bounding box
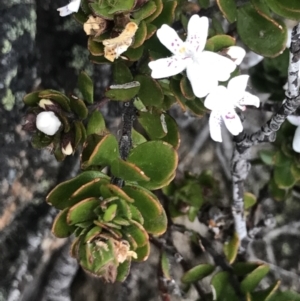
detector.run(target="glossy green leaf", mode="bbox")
[88,38,104,56]
[138,111,167,139]
[180,77,195,100]
[232,262,262,276]
[135,75,164,107]
[266,0,300,20]
[123,220,148,247]
[107,0,135,14]
[105,82,140,101]
[81,134,119,169]
[132,129,147,147]
[161,251,171,279]
[70,96,88,119]
[269,290,300,301]
[129,204,144,225]
[160,114,180,149]
[182,264,215,284]
[185,98,207,117]
[217,0,237,23]
[268,177,287,201]
[144,0,163,23]
[74,120,83,148]
[169,78,187,110]
[89,1,114,19]
[237,3,287,57]
[132,0,156,21]
[206,35,235,52]
[223,232,239,264]
[146,23,157,39]
[112,62,133,84]
[67,198,100,225]
[111,158,151,182]
[100,183,134,203]
[73,7,88,24]
[251,281,280,301]
[47,171,109,209]
[127,141,178,190]
[86,110,106,136]
[89,54,112,64]
[123,184,167,235]
[31,131,53,149]
[116,259,131,281]
[38,90,71,112]
[52,208,75,238]
[152,0,177,27]
[23,91,41,106]
[103,204,118,222]
[84,225,102,242]
[134,241,150,261]
[132,21,147,48]
[244,192,257,209]
[241,265,270,293]
[122,45,144,61]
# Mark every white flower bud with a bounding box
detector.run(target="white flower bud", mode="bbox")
[62,142,73,155]
[38,98,54,109]
[36,111,61,136]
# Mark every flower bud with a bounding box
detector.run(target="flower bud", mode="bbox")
[36,111,61,136]
[62,142,73,155]
[38,98,54,110]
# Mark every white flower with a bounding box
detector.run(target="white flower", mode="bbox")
[287,116,300,153]
[36,111,61,136]
[148,15,245,98]
[57,0,81,17]
[204,75,260,142]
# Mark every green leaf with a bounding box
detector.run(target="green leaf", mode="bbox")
[132,129,147,147]
[241,265,270,293]
[123,220,148,247]
[160,114,180,149]
[123,184,167,235]
[206,34,235,52]
[259,150,276,165]
[169,78,187,110]
[47,171,109,210]
[198,0,209,9]
[223,232,239,264]
[88,38,104,56]
[89,0,114,19]
[237,3,287,57]
[232,262,263,276]
[152,0,177,27]
[111,158,151,182]
[127,141,178,190]
[180,77,195,100]
[269,290,300,301]
[116,259,131,281]
[268,177,287,201]
[67,198,100,225]
[161,251,171,279]
[144,0,163,23]
[107,0,135,14]
[123,45,144,62]
[274,163,296,189]
[70,96,88,119]
[23,91,41,106]
[182,264,215,284]
[74,120,83,148]
[251,281,280,301]
[134,241,150,261]
[132,21,147,48]
[78,71,94,104]
[146,23,157,39]
[112,62,133,84]
[216,0,237,23]
[138,111,167,139]
[135,75,164,107]
[81,134,119,169]
[39,90,71,111]
[31,132,53,149]
[265,0,300,20]
[103,204,118,222]
[132,1,157,21]
[86,110,106,136]
[185,98,207,117]
[52,208,75,238]
[105,82,140,101]
[84,226,102,242]
[244,192,257,210]
[100,183,134,203]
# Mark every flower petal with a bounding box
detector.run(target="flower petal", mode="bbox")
[204,86,230,111]
[57,0,81,16]
[227,75,249,103]
[186,15,208,54]
[199,51,236,82]
[209,111,223,142]
[149,56,189,79]
[157,25,185,56]
[186,62,218,98]
[287,115,300,127]
[221,110,243,136]
[239,92,260,108]
[292,126,300,153]
[224,46,246,65]
[36,111,61,136]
